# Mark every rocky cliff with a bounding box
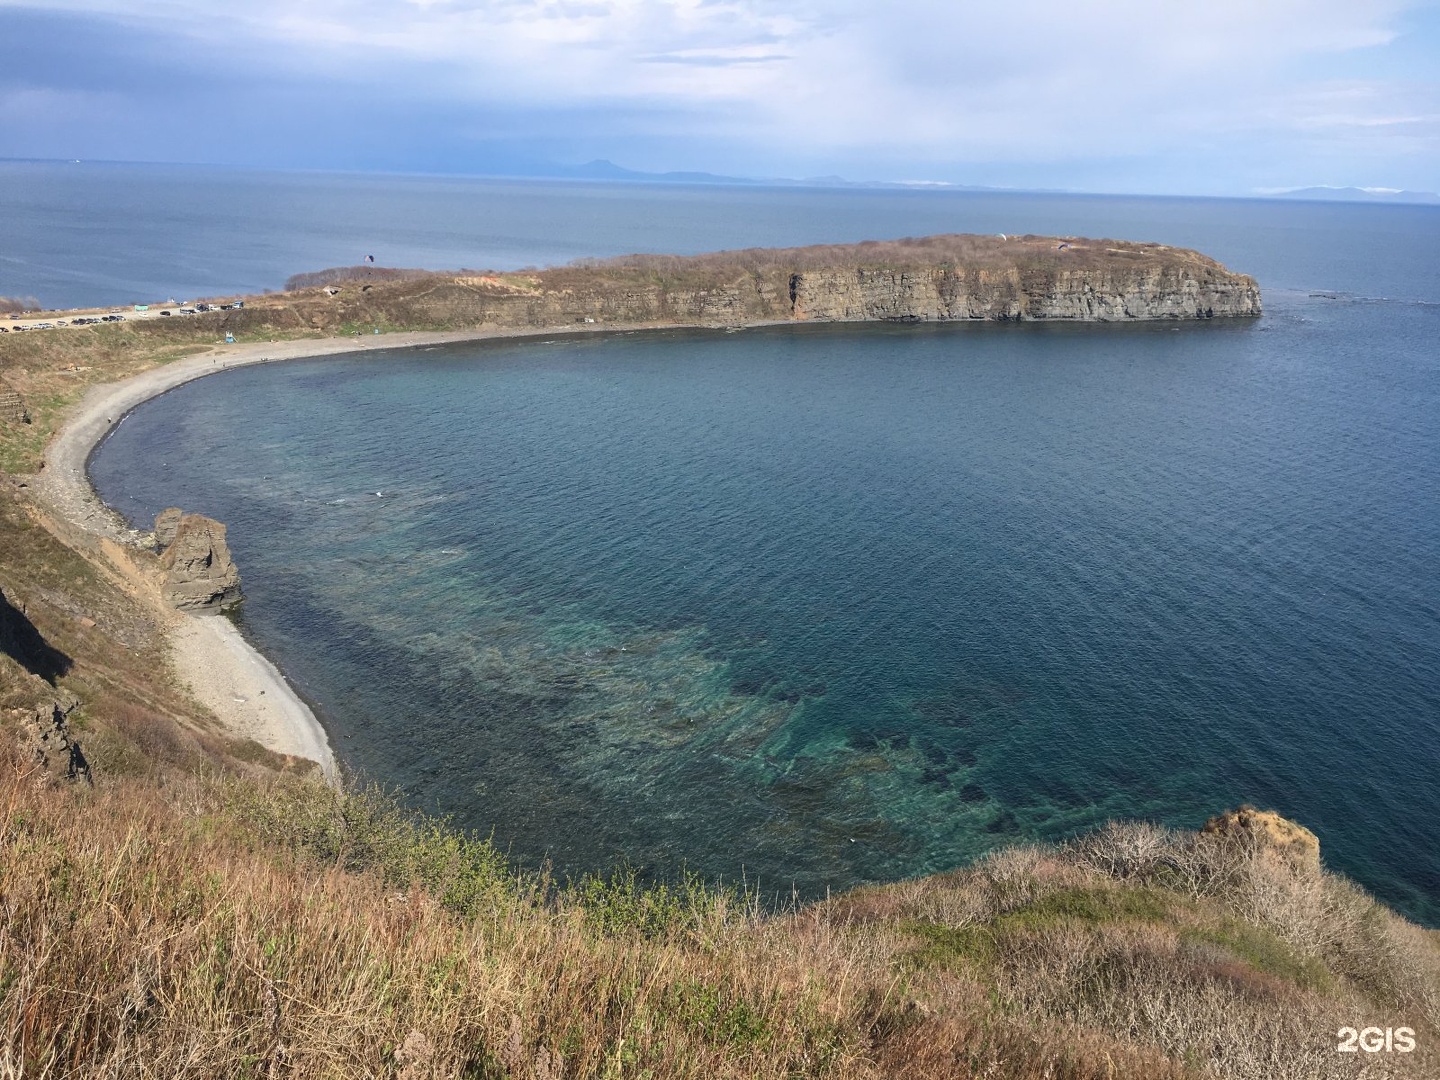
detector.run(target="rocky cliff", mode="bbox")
[263,233,1260,334]
[786,262,1259,321]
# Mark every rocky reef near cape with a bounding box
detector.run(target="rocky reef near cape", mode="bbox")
[271,233,1261,333]
[154,509,242,611]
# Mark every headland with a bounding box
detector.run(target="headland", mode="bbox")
[266,232,1263,331]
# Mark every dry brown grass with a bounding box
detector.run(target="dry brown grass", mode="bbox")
[289,235,1232,297]
[0,325,218,474]
[4,748,1435,1079]
[0,758,1207,1080]
[823,824,1439,1079]
[284,267,440,291]
[567,233,1226,279]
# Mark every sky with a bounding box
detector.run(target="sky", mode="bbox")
[3,0,1438,196]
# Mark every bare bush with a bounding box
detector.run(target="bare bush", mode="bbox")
[975,844,1053,914]
[1068,820,1178,881]
[1159,832,1256,900]
[996,922,1416,1080]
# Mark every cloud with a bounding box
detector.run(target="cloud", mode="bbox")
[1,0,1436,191]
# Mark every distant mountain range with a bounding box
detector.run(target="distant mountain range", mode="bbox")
[1269,186,1440,205]
[534,159,1034,193]
[527,164,1440,205]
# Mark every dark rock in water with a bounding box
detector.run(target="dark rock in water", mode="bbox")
[154,507,184,548]
[158,514,242,611]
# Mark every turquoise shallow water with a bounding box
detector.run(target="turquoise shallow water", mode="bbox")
[93,289,1440,921]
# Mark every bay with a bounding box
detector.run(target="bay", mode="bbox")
[29,162,1434,922]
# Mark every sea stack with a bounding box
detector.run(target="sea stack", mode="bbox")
[156,510,243,611]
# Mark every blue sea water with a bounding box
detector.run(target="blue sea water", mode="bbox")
[19,162,1435,922]
[3,160,1437,308]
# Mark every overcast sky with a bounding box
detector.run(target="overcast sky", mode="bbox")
[4,0,1438,195]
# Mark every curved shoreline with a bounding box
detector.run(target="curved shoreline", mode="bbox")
[26,304,1236,783]
[35,324,674,782]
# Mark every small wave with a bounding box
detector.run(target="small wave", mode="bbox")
[1306,291,1438,308]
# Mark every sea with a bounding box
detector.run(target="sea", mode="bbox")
[5,161,1437,923]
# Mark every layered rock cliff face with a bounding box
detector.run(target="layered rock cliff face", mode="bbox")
[268,233,1261,334]
[155,510,242,611]
[786,263,1260,322]
[154,506,184,548]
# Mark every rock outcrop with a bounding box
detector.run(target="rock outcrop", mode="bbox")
[0,379,29,424]
[153,507,184,548]
[23,698,91,784]
[156,512,242,611]
[1202,805,1321,871]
